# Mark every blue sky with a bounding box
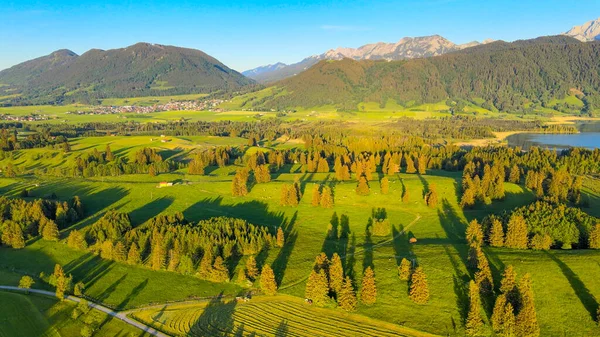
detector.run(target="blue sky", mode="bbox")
[1,0,599,72]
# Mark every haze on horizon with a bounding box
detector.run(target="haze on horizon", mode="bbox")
[1,0,599,72]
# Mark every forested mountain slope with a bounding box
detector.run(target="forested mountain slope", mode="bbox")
[0,43,253,105]
[251,36,600,113]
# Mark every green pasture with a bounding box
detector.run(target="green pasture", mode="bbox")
[131,294,436,337]
[0,167,598,335]
[0,290,150,337]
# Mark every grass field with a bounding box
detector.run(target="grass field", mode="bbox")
[0,166,598,335]
[131,294,436,337]
[0,290,150,337]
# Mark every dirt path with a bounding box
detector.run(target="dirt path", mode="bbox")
[0,286,170,337]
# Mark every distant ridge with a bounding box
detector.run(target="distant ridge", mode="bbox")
[243,35,494,83]
[0,43,253,105]
[564,17,600,41]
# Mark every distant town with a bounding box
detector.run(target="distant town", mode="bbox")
[65,99,226,115]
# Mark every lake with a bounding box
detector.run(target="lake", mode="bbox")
[507,122,600,150]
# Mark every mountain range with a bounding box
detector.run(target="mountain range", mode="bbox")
[563,17,600,41]
[242,36,599,113]
[0,43,252,105]
[242,35,494,83]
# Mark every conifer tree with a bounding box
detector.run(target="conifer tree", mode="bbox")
[74,282,85,296]
[276,227,285,248]
[67,230,87,250]
[177,255,194,275]
[245,255,259,281]
[127,243,142,265]
[338,276,357,311]
[474,249,493,294]
[113,241,126,262]
[589,223,600,249]
[466,219,484,245]
[460,186,477,209]
[399,258,412,281]
[236,268,248,285]
[489,218,505,247]
[42,220,59,241]
[105,144,114,161]
[149,165,157,177]
[328,253,344,294]
[198,248,214,279]
[516,274,539,337]
[406,156,417,174]
[356,175,370,195]
[320,186,334,208]
[18,275,34,292]
[409,266,429,304]
[260,264,277,295]
[380,177,389,195]
[100,240,114,260]
[500,265,519,308]
[53,264,72,300]
[311,185,321,206]
[211,256,230,282]
[150,235,166,270]
[424,183,438,208]
[505,214,528,249]
[314,252,329,274]
[305,269,330,305]
[360,267,377,305]
[492,294,508,334]
[465,280,484,336]
[402,188,409,203]
[509,165,520,184]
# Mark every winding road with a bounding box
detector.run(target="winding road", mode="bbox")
[0,286,169,337]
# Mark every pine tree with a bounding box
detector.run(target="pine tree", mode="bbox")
[466,219,484,245]
[328,253,344,294]
[236,268,248,285]
[399,258,412,281]
[276,227,285,248]
[516,274,539,337]
[406,156,417,174]
[313,252,329,274]
[100,240,114,260]
[356,175,370,195]
[492,294,508,334]
[424,183,438,208]
[18,275,34,291]
[198,248,214,279]
[589,223,600,249]
[402,188,409,203]
[148,165,157,176]
[260,264,277,295]
[505,214,528,249]
[127,243,142,265]
[311,185,321,206]
[380,177,389,195]
[474,249,493,294]
[211,256,230,282]
[500,265,519,308]
[113,241,126,262]
[489,218,505,247]
[42,220,59,241]
[360,267,377,305]
[465,280,484,336]
[338,276,357,311]
[67,230,87,250]
[509,165,520,184]
[150,235,166,270]
[53,264,72,300]
[245,255,259,281]
[409,266,429,304]
[105,144,114,161]
[460,186,477,209]
[320,186,334,208]
[305,269,330,305]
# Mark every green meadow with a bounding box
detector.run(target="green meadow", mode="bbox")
[0,160,598,335]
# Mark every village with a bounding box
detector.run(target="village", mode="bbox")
[0,113,51,122]
[65,99,225,116]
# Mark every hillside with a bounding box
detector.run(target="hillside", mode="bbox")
[243,35,493,83]
[240,36,600,113]
[564,17,600,41]
[0,43,253,105]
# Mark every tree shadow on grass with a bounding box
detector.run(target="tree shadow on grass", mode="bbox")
[96,273,127,303]
[128,197,173,226]
[117,278,148,310]
[183,197,288,233]
[391,224,414,266]
[362,221,374,272]
[275,320,289,337]
[272,212,298,286]
[547,251,599,321]
[63,253,115,292]
[190,292,237,336]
